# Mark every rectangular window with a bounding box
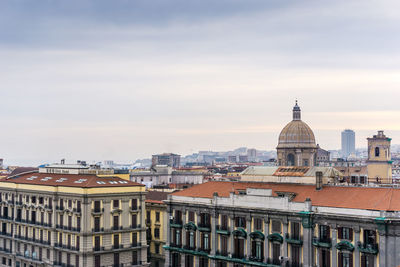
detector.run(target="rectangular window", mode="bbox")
[113,200,119,209]
[132,232,137,246]
[94,255,101,267]
[291,222,300,239]
[272,220,281,233]
[146,211,151,224]
[188,211,195,222]
[235,217,245,228]
[94,236,101,251]
[132,251,138,265]
[39,197,44,205]
[75,255,79,267]
[94,201,101,212]
[319,225,331,241]
[156,212,160,222]
[94,217,100,232]
[31,210,36,223]
[114,253,120,266]
[221,215,228,229]
[254,218,262,231]
[59,199,64,210]
[154,228,160,238]
[131,199,137,210]
[68,199,72,208]
[339,227,353,240]
[113,216,119,230]
[113,234,119,248]
[131,214,137,228]
[155,243,160,254]
[77,201,81,212]
[221,236,228,254]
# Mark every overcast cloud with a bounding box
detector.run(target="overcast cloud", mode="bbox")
[1,0,400,165]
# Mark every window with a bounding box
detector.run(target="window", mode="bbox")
[251,240,263,260]
[131,199,137,210]
[364,230,376,245]
[200,257,208,267]
[291,222,300,240]
[94,201,101,212]
[113,234,120,248]
[75,255,79,267]
[113,215,119,230]
[68,199,72,208]
[131,214,137,228]
[94,255,101,267]
[174,210,182,224]
[94,217,100,232]
[221,236,228,255]
[94,236,101,251]
[319,225,330,240]
[188,211,195,222]
[338,227,353,240]
[39,197,44,205]
[185,255,194,267]
[361,254,374,267]
[235,217,245,228]
[155,212,160,222]
[154,228,160,239]
[132,251,138,265]
[31,196,36,204]
[59,199,64,210]
[254,218,262,231]
[155,243,160,254]
[113,200,119,209]
[375,147,380,157]
[68,215,72,229]
[76,236,80,250]
[132,232,137,246]
[271,220,281,233]
[113,253,119,266]
[77,201,81,212]
[174,229,181,246]
[201,233,210,250]
[77,217,81,230]
[200,213,210,227]
[339,252,353,267]
[146,211,151,224]
[221,215,228,229]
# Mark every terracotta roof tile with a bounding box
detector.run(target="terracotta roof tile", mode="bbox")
[171,181,400,211]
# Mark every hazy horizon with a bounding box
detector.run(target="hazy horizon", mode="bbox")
[1,0,400,166]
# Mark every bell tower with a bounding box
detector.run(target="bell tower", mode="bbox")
[367,130,392,184]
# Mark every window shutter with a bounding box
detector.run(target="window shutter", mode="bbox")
[338,252,343,267]
[350,253,353,267]
[338,227,343,239]
[361,255,366,267]
[349,229,353,241]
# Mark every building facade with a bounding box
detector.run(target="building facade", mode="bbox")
[152,154,181,168]
[277,102,318,167]
[164,181,400,267]
[341,130,356,159]
[146,191,169,267]
[0,169,149,267]
[367,131,392,184]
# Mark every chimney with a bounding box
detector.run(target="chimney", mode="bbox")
[61,159,65,165]
[316,171,323,190]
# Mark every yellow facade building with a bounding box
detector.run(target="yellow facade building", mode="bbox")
[145,191,168,267]
[367,130,392,184]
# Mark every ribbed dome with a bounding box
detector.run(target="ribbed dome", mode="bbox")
[277,120,317,149]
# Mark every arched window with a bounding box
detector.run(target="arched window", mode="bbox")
[375,147,380,157]
[287,154,295,166]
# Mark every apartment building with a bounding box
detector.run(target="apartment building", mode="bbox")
[145,191,169,267]
[164,181,400,267]
[0,169,149,267]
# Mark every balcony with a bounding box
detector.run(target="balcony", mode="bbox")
[170,243,182,248]
[94,246,105,252]
[248,255,264,262]
[216,225,230,235]
[170,219,183,228]
[197,247,211,254]
[92,227,104,233]
[285,233,303,245]
[197,223,211,232]
[92,208,104,215]
[312,236,332,248]
[232,253,246,260]
[183,245,196,251]
[131,224,141,229]
[215,250,228,257]
[357,242,379,254]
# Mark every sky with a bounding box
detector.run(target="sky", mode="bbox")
[1,0,400,166]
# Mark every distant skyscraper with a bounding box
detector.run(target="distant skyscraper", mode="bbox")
[341,129,355,158]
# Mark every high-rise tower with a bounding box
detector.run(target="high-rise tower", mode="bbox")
[341,129,355,158]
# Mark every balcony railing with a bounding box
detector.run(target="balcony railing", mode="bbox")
[285,233,303,245]
[312,236,331,248]
[357,242,379,254]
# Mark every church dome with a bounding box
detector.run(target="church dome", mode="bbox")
[277,101,317,149]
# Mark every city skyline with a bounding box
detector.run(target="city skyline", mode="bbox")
[1,0,400,165]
